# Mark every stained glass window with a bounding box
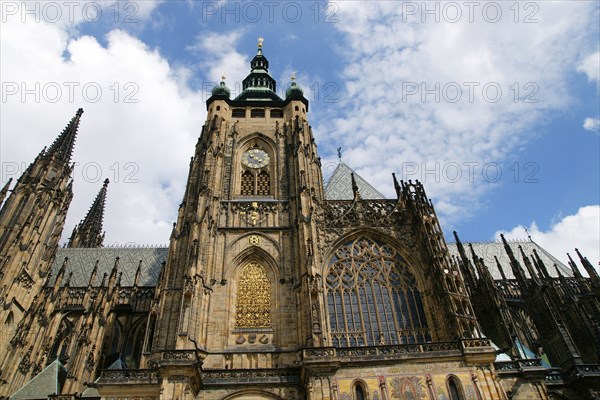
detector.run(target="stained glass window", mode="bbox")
[325,237,431,346]
[236,263,271,328]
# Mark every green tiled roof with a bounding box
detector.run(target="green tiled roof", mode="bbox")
[49,247,168,287]
[10,360,67,400]
[324,162,385,200]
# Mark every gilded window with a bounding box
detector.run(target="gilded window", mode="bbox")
[236,263,271,328]
[241,170,255,195]
[240,170,270,196]
[326,237,430,347]
[256,171,270,195]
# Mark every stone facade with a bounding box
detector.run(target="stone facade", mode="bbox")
[0,43,598,400]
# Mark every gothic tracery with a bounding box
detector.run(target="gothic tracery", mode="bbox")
[325,237,430,346]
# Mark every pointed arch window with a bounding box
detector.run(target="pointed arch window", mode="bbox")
[354,383,366,400]
[102,322,123,368]
[123,318,147,369]
[236,263,271,328]
[49,319,73,360]
[447,376,464,400]
[325,237,430,347]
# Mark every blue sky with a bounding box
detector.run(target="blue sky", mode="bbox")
[1,1,598,265]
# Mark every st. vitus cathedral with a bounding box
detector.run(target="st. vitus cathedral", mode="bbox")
[0,42,599,400]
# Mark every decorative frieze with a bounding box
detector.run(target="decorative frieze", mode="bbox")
[98,369,160,384]
[202,367,300,385]
[219,200,289,228]
[303,341,467,363]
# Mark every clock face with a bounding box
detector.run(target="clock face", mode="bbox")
[242,149,270,168]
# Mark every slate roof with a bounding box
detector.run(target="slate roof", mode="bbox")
[325,162,385,200]
[447,241,573,280]
[49,247,168,287]
[10,359,67,400]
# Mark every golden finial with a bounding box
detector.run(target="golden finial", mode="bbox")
[291,72,296,82]
[258,37,264,48]
[221,74,226,81]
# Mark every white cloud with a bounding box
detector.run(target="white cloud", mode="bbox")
[583,117,600,133]
[495,205,600,268]
[187,30,250,99]
[0,1,163,29]
[1,17,204,245]
[577,51,600,82]
[322,1,599,226]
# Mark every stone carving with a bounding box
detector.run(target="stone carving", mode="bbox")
[14,270,34,291]
[163,351,194,360]
[18,346,32,374]
[319,200,400,228]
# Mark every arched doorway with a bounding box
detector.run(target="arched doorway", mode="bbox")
[221,390,286,400]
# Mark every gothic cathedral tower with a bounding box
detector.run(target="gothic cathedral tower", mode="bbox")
[147,41,500,399]
[149,39,324,398]
[0,109,81,350]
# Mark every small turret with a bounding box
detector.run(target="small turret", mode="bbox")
[211,76,231,98]
[286,74,304,99]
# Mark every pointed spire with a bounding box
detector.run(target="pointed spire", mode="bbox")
[554,264,564,279]
[567,253,583,279]
[55,258,68,285]
[52,257,68,296]
[392,173,401,198]
[64,272,73,287]
[88,260,99,287]
[518,245,539,286]
[108,257,119,290]
[134,260,142,287]
[575,248,600,283]
[350,172,361,200]
[46,108,83,164]
[500,234,528,289]
[494,256,508,281]
[453,231,477,289]
[469,243,495,286]
[68,179,109,248]
[0,178,12,204]
[532,249,551,280]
